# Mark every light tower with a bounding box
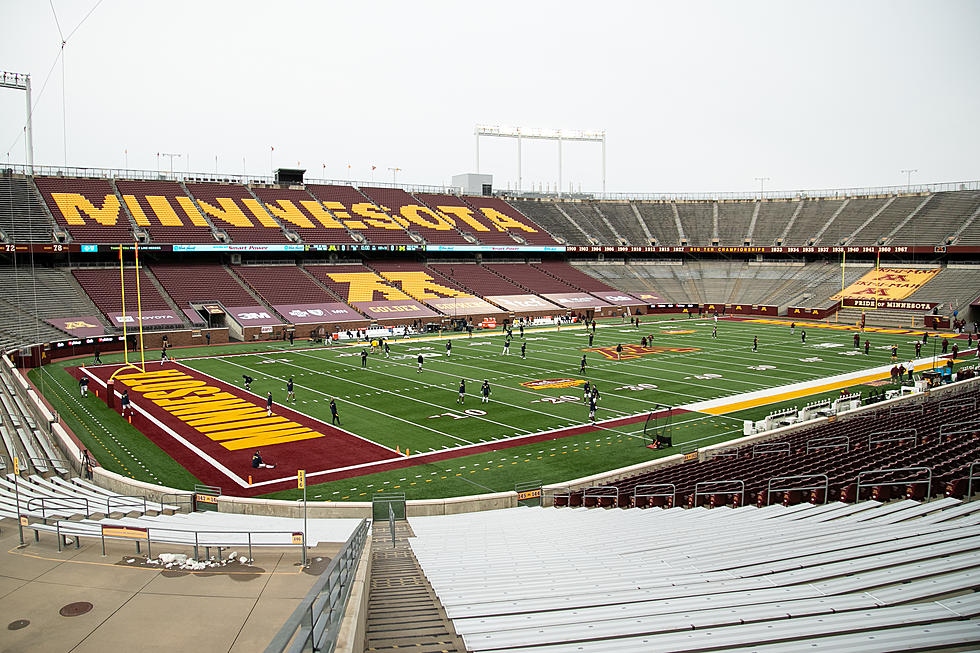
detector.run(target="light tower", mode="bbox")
[474,125,606,195]
[0,71,33,173]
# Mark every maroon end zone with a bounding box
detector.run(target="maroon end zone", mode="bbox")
[69,362,689,496]
[68,362,398,495]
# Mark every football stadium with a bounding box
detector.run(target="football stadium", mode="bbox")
[1,2,980,651]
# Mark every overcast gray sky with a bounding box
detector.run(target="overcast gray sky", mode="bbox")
[1,0,978,194]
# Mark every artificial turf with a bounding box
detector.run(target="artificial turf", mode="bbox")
[30,314,968,500]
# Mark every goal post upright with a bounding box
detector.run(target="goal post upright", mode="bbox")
[109,242,148,381]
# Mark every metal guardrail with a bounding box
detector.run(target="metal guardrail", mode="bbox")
[264,518,370,653]
[856,466,932,502]
[968,462,980,500]
[869,428,919,448]
[753,442,791,456]
[582,485,620,506]
[767,474,829,505]
[807,435,850,453]
[940,421,980,439]
[694,480,745,507]
[633,483,676,507]
[42,520,309,564]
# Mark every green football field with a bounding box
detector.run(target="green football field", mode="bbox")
[32,314,962,501]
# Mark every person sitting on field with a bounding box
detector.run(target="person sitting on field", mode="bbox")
[251,451,275,469]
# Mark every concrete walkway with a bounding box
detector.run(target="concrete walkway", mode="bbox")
[0,522,339,652]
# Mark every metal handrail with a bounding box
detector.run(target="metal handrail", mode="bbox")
[889,403,924,416]
[855,466,932,502]
[26,496,91,519]
[967,462,980,500]
[264,518,370,653]
[633,483,676,506]
[582,485,620,506]
[869,428,919,447]
[807,435,850,453]
[753,442,791,456]
[694,480,745,506]
[44,520,310,564]
[940,421,980,438]
[939,397,977,410]
[767,474,830,505]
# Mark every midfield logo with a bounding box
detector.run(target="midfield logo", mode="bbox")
[584,344,700,360]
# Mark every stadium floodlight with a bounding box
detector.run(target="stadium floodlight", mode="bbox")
[474,124,606,194]
[0,71,33,173]
[901,169,917,192]
[755,176,770,198]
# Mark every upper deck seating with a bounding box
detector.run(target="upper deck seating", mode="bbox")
[414,193,533,245]
[71,268,172,319]
[532,261,617,293]
[717,201,755,245]
[183,182,289,243]
[427,263,527,296]
[675,202,714,246]
[34,176,134,243]
[150,264,256,307]
[359,187,471,244]
[485,263,580,294]
[364,260,473,302]
[782,198,845,245]
[633,202,681,245]
[752,200,799,246]
[114,179,216,243]
[232,265,337,304]
[849,194,928,245]
[304,264,412,302]
[0,175,56,242]
[464,196,561,246]
[249,186,357,243]
[306,184,415,245]
[892,191,980,245]
[595,201,650,246]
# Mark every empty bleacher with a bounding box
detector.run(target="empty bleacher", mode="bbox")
[532,261,616,293]
[595,201,650,245]
[561,202,623,245]
[780,198,844,245]
[0,266,105,347]
[304,264,412,302]
[151,264,257,308]
[184,182,290,243]
[464,196,560,246]
[34,176,135,243]
[409,497,980,651]
[675,202,714,246]
[307,184,415,245]
[717,201,755,245]
[484,263,579,294]
[364,259,473,296]
[0,174,56,242]
[414,192,523,245]
[114,179,217,243]
[232,265,338,305]
[427,263,527,297]
[893,190,980,245]
[904,266,980,314]
[72,268,173,321]
[849,194,929,245]
[749,200,799,246]
[251,185,357,244]
[561,386,979,511]
[507,200,588,245]
[632,202,681,245]
[360,187,471,244]
[813,195,889,246]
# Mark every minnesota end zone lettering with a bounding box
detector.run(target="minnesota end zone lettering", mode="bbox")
[113,369,325,451]
[585,345,700,360]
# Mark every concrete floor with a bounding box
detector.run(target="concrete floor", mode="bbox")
[0,520,340,652]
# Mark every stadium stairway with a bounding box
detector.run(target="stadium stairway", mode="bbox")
[365,519,466,652]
